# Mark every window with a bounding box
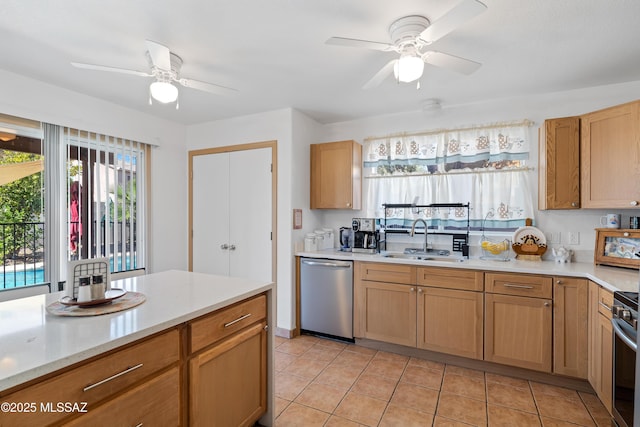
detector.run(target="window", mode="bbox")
[362,121,535,231]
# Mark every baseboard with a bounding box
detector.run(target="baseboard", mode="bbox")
[275,327,297,338]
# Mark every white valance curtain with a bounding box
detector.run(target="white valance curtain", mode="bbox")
[362,121,535,230]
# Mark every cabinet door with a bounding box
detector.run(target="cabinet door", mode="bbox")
[538,117,580,209]
[581,100,640,208]
[63,367,180,427]
[598,312,613,413]
[310,140,362,209]
[190,321,268,427]
[553,277,588,378]
[485,293,552,372]
[588,281,613,413]
[417,287,483,360]
[192,152,230,275]
[354,280,416,346]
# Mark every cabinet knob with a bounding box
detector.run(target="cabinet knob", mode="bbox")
[418,288,423,293]
[556,279,563,285]
[624,232,630,237]
[544,302,551,307]
[410,287,415,292]
[346,202,351,207]
[571,202,578,207]
[631,201,638,206]
[264,325,269,331]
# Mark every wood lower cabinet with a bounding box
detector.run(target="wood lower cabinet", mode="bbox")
[581,100,640,208]
[539,116,581,210]
[417,287,483,359]
[354,280,417,347]
[189,321,268,427]
[588,281,614,413]
[553,277,588,378]
[310,140,362,209]
[485,293,553,372]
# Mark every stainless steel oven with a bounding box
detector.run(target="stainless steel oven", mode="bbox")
[612,291,637,427]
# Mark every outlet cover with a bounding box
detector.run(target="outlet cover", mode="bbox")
[568,232,580,245]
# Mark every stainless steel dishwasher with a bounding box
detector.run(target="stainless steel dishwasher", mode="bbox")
[300,257,354,342]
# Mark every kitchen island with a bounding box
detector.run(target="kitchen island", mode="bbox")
[0,269,275,426]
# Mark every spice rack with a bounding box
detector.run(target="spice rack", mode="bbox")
[380,202,470,256]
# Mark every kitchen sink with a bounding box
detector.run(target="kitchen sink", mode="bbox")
[379,252,464,263]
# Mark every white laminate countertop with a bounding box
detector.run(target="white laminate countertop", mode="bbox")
[0,269,274,392]
[297,249,640,294]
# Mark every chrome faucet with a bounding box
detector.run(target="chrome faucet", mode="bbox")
[410,218,429,252]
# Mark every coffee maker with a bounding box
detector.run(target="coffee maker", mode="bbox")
[351,218,379,254]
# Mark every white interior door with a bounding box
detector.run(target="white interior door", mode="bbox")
[229,148,272,282]
[192,153,230,275]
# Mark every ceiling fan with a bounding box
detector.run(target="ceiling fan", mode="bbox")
[71,40,238,108]
[326,0,487,89]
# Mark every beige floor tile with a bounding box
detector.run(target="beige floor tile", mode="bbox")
[285,357,330,379]
[579,392,613,427]
[539,416,590,427]
[331,350,374,370]
[379,403,434,426]
[314,364,363,390]
[432,416,475,426]
[275,350,299,372]
[444,364,485,380]
[373,350,410,363]
[350,373,398,401]
[343,345,377,356]
[363,358,407,380]
[275,397,291,418]
[485,372,530,389]
[275,402,330,427]
[436,392,487,426]
[277,339,316,356]
[487,404,542,426]
[390,382,439,414]
[275,371,312,401]
[334,391,388,427]
[294,382,347,413]
[530,381,581,401]
[486,381,537,413]
[401,364,444,390]
[441,371,486,401]
[302,345,342,362]
[408,357,445,372]
[324,415,365,426]
[314,339,348,351]
[534,393,595,426]
[275,336,288,347]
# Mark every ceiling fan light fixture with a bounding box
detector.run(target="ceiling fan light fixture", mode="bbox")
[149,81,178,103]
[393,54,424,83]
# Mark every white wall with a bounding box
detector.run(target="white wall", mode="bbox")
[318,80,640,261]
[0,69,188,274]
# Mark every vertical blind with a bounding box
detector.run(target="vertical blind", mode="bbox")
[64,129,147,273]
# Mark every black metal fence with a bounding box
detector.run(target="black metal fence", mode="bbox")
[0,222,45,290]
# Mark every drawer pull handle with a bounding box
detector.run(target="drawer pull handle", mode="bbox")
[503,284,534,289]
[83,363,144,392]
[224,313,252,328]
[599,301,612,312]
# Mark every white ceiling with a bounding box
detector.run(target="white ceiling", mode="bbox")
[1,0,640,125]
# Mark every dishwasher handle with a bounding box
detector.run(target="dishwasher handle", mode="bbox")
[301,259,352,268]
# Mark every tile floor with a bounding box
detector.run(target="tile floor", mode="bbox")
[274,334,612,427]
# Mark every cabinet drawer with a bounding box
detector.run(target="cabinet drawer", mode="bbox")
[417,266,484,291]
[597,287,614,319]
[1,329,180,427]
[485,272,552,298]
[63,366,180,427]
[358,262,416,285]
[191,294,267,352]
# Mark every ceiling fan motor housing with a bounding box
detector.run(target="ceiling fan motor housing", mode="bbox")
[389,15,430,49]
[147,51,183,83]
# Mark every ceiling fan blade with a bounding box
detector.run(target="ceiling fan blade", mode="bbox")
[178,78,238,96]
[326,37,395,52]
[363,60,397,89]
[418,0,487,44]
[422,51,481,75]
[145,40,171,70]
[71,62,152,77]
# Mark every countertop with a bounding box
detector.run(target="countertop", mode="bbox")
[0,269,274,392]
[297,249,640,294]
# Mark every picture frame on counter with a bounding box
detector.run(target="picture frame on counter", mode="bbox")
[594,228,640,269]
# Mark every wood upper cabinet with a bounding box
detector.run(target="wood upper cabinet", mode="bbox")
[581,100,640,208]
[310,140,362,209]
[553,277,588,379]
[417,287,483,359]
[588,281,614,413]
[538,117,580,210]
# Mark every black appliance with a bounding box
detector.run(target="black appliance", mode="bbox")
[351,218,379,254]
[612,291,637,427]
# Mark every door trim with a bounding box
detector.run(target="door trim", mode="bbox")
[188,141,277,283]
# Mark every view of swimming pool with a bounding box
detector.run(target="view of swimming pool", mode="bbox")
[1,268,45,289]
